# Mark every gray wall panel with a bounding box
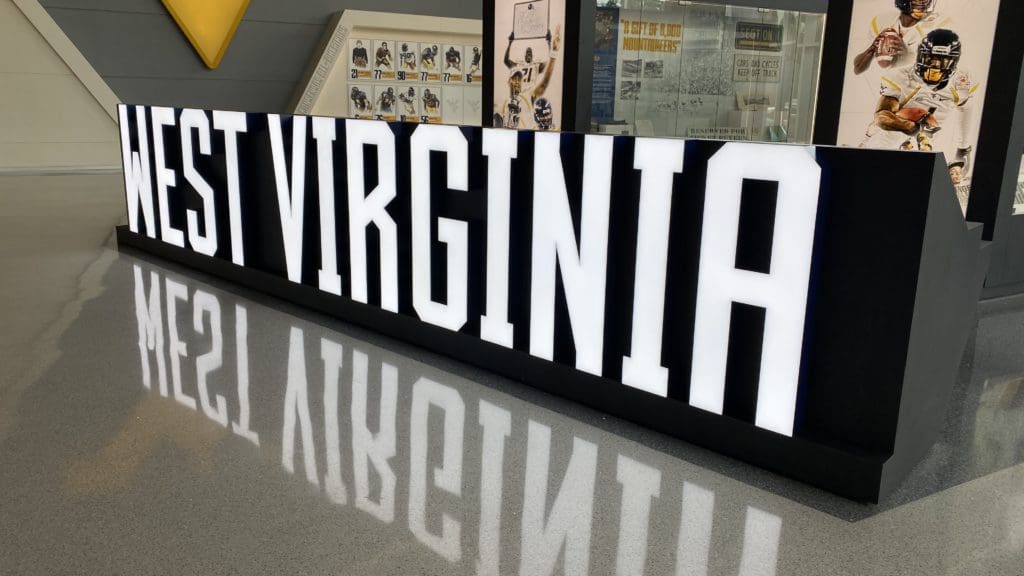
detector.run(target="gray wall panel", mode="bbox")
[47,9,322,82]
[41,0,478,112]
[108,78,295,113]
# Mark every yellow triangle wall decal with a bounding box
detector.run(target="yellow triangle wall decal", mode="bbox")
[162,0,250,69]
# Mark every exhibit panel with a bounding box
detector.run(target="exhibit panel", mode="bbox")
[589,0,825,143]
[289,11,483,126]
[834,0,1001,216]
[490,0,567,130]
[115,104,985,501]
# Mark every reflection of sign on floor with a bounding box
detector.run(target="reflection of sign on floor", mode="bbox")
[733,54,781,83]
[735,22,783,52]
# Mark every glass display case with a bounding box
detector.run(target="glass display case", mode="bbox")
[590,0,825,143]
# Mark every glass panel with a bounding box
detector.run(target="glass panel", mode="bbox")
[1013,155,1024,216]
[590,0,825,143]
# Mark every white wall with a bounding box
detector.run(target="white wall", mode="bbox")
[0,0,119,169]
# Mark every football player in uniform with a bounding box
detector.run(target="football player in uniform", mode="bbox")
[503,28,557,95]
[533,98,554,131]
[399,87,417,117]
[498,27,560,129]
[445,46,462,73]
[400,43,417,71]
[469,47,482,75]
[498,71,531,129]
[350,86,371,113]
[376,87,396,114]
[862,29,975,162]
[852,0,950,75]
[421,45,439,70]
[375,42,392,70]
[422,88,441,116]
[352,40,369,68]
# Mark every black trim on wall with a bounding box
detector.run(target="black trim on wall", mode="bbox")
[564,0,593,132]
[812,0,853,146]
[482,0,495,127]
[978,57,1024,296]
[965,0,1024,242]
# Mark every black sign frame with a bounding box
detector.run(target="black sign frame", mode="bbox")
[116,104,984,501]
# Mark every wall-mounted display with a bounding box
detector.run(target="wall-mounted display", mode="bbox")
[836,0,1001,215]
[290,11,482,126]
[589,0,825,144]
[491,0,566,130]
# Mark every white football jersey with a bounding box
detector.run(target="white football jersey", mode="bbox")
[400,51,417,70]
[862,66,977,150]
[516,63,543,93]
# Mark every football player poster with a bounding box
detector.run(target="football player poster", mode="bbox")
[836,0,1000,214]
[492,0,565,131]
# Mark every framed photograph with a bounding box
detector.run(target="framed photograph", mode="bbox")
[349,38,372,79]
[348,84,374,118]
[397,41,419,80]
[397,85,421,122]
[465,44,483,83]
[420,86,443,123]
[419,42,442,81]
[492,0,565,130]
[372,39,396,80]
[374,85,398,121]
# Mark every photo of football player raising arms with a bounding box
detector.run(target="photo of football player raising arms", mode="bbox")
[492,0,566,131]
[496,26,560,129]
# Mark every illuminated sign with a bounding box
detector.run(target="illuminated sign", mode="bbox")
[117,104,982,501]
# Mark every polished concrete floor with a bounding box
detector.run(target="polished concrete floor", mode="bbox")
[1,172,1023,575]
